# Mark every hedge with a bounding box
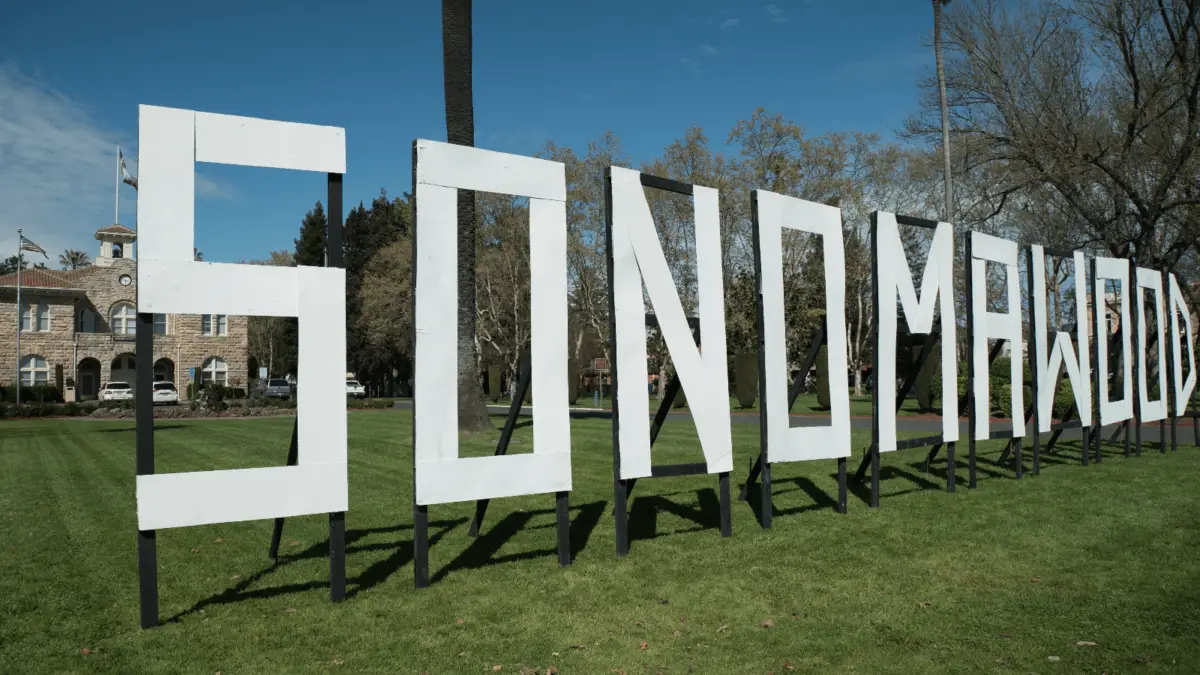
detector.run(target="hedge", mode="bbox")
[1,395,393,419]
[0,385,63,403]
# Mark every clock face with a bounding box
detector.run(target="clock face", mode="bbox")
[119,274,132,286]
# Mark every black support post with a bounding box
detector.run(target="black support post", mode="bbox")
[965,233,977,488]
[410,144,430,587]
[869,212,881,508]
[135,312,158,630]
[1026,248,1040,476]
[469,352,531,536]
[269,424,299,559]
[604,168,629,557]
[326,172,346,602]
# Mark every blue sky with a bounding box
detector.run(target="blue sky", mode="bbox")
[1,0,936,264]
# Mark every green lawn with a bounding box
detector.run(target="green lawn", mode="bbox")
[2,412,1197,673]
[486,393,932,417]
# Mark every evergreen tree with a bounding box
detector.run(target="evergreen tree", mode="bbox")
[344,191,410,390]
[294,201,328,266]
[277,201,328,376]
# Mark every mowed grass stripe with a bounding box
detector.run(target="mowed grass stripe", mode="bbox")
[1,414,1199,673]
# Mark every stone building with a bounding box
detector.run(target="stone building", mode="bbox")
[0,224,248,399]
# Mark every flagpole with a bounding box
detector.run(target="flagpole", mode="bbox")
[15,228,22,405]
[115,144,120,225]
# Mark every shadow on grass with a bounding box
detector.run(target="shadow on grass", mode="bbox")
[430,501,606,584]
[164,519,468,623]
[626,488,722,549]
[847,464,944,505]
[743,474,839,525]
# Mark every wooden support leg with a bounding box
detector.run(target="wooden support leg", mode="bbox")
[614,478,629,557]
[137,529,158,629]
[556,491,570,568]
[718,472,732,537]
[759,460,772,530]
[837,458,847,513]
[946,442,956,492]
[413,503,429,588]
[329,512,345,602]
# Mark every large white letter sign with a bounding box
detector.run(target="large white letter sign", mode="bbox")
[135,105,347,530]
[876,212,958,452]
[970,232,1024,439]
[609,166,732,478]
[1136,267,1168,422]
[1095,257,1134,425]
[1169,274,1197,414]
[756,190,850,461]
[413,140,571,505]
[1030,247,1092,432]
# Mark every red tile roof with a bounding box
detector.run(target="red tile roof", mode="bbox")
[95,224,136,237]
[0,267,94,290]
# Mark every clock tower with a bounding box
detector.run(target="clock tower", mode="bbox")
[94,223,137,267]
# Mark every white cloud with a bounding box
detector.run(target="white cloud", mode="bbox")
[0,64,239,263]
[679,58,704,77]
[196,173,238,201]
[765,4,787,23]
[720,18,739,29]
[0,63,126,262]
[701,44,720,57]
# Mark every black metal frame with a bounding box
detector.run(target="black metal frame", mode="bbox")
[1023,246,1097,474]
[853,213,957,508]
[410,143,572,588]
[138,173,346,629]
[740,319,849,527]
[1165,268,1179,453]
[603,168,732,557]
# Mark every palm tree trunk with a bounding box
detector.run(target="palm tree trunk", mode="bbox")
[442,0,491,431]
[933,0,954,223]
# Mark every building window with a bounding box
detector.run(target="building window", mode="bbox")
[111,302,136,335]
[20,301,49,332]
[153,314,168,335]
[19,355,49,386]
[78,308,98,333]
[202,357,228,385]
[112,243,123,259]
[201,314,227,336]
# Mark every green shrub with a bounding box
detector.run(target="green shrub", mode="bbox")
[348,398,395,410]
[98,400,135,411]
[0,401,88,418]
[0,385,62,403]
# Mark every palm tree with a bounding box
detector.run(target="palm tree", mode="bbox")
[442,0,490,431]
[59,249,91,270]
[933,0,953,223]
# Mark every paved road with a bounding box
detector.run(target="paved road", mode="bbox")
[392,400,1191,445]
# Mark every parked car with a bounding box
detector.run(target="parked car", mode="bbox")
[345,380,366,399]
[263,378,293,399]
[152,381,179,405]
[100,382,133,401]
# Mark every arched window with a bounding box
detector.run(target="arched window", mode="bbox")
[19,355,49,386]
[110,302,136,335]
[78,308,98,333]
[112,243,123,259]
[202,357,228,385]
[20,301,49,332]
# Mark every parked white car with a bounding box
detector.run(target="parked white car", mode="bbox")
[345,380,366,399]
[152,381,180,405]
[100,382,134,401]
